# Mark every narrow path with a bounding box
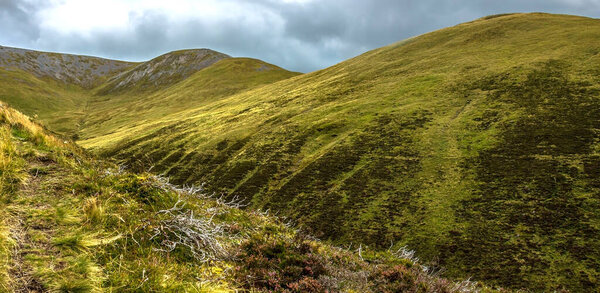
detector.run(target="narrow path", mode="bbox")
[6,145,55,292]
[7,218,44,293]
[412,98,473,256]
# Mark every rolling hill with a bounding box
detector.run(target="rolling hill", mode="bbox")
[0,46,136,134]
[0,12,599,291]
[80,57,300,143]
[95,48,230,95]
[0,47,298,139]
[78,13,600,291]
[0,102,486,292]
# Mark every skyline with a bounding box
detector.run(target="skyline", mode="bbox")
[2,0,600,72]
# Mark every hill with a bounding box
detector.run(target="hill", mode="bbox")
[95,49,230,95]
[0,47,298,140]
[77,13,600,291]
[79,57,300,142]
[0,46,134,87]
[0,103,488,292]
[0,46,135,136]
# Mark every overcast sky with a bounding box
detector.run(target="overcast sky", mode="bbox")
[1,0,600,72]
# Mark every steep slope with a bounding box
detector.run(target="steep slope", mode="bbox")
[95,49,230,95]
[84,13,600,291]
[80,57,300,142]
[0,46,134,87]
[0,46,135,136]
[0,103,486,292]
[0,47,297,139]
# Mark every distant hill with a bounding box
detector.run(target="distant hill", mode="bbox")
[0,46,298,138]
[96,49,230,95]
[81,13,600,291]
[1,12,600,291]
[0,45,134,87]
[0,46,135,135]
[80,57,300,143]
[0,102,485,292]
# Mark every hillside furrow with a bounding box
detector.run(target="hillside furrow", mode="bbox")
[0,102,490,292]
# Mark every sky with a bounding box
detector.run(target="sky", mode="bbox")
[1,0,600,72]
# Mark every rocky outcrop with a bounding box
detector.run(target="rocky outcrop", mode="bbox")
[97,49,230,94]
[0,46,134,87]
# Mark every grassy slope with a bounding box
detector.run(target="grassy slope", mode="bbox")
[0,103,488,292]
[81,13,600,291]
[94,49,230,95]
[79,57,300,144]
[0,46,136,136]
[0,48,297,141]
[0,68,92,135]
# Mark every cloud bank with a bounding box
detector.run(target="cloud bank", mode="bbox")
[1,0,599,72]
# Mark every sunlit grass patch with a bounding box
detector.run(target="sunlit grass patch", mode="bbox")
[82,197,105,226]
[0,125,27,196]
[53,232,121,252]
[31,255,103,293]
[0,217,16,291]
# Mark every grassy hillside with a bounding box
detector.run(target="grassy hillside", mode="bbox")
[79,57,300,143]
[0,47,135,135]
[0,46,299,142]
[0,46,135,88]
[0,67,90,135]
[0,103,489,292]
[77,13,600,291]
[95,49,230,95]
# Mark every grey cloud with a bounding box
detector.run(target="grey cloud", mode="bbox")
[0,0,42,45]
[1,0,600,72]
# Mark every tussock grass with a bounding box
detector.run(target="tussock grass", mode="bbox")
[38,256,103,293]
[82,197,105,226]
[53,232,121,252]
[52,233,93,252]
[0,218,16,291]
[0,103,491,291]
[4,13,600,291]
[55,206,81,226]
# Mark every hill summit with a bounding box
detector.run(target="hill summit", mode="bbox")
[80,13,600,291]
[0,45,133,87]
[97,49,231,94]
[0,12,599,292]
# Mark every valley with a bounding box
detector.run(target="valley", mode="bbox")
[1,12,599,291]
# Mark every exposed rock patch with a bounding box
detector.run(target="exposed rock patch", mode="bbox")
[0,46,134,87]
[97,49,230,94]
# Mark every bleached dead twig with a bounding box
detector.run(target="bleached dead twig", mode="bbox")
[149,201,229,263]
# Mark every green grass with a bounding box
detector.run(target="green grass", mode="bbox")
[77,13,600,291]
[79,57,300,143]
[1,12,600,291]
[0,102,485,292]
[0,68,92,136]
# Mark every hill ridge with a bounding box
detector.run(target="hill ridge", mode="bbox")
[77,13,600,291]
[96,48,232,95]
[0,45,135,87]
[0,12,599,291]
